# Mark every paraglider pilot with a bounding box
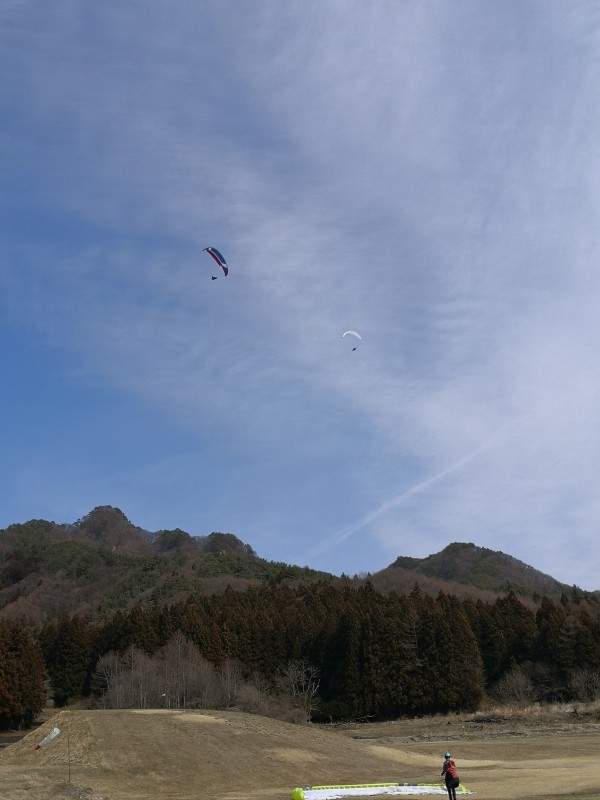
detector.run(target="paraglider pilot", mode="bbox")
[441,752,460,800]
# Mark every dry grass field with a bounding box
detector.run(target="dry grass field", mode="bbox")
[0,705,599,800]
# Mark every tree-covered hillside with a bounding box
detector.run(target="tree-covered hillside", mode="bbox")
[3,578,600,730]
[1,507,598,730]
[391,542,570,597]
[0,507,331,620]
[2,506,592,624]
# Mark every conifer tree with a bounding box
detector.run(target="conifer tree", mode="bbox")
[495,592,536,666]
[40,614,92,706]
[0,620,46,729]
[435,594,483,711]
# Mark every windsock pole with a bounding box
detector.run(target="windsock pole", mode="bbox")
[67,725,71,784]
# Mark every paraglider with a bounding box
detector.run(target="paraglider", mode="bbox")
[203,246,229,278]
[342,330,362,351]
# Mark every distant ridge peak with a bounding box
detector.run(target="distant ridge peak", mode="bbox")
[390,541,568,596]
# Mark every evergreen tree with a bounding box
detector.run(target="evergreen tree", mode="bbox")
[436,594,483,711]
[495,592,537,667]
[0,620,46,729]
[40,614,92,706]
[467,599,507,685]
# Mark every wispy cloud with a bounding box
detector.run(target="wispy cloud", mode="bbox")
[2,3,600,587]
[306,417,521,561]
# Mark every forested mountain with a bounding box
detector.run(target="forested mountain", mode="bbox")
[1,506,600,732]
[0,506,331,620]
[383,542,571,597]
[0,505,592,622]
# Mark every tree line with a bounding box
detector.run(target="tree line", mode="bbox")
[2,581,600,730]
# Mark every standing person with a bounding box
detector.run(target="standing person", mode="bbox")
[441,751,460,800]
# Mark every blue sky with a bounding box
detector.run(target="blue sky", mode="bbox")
[2,2,600,589]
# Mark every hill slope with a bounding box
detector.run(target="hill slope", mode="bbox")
[0,506,331,620]
[384,542,570,597]
[0,708,413,800]
[0,506,589,621]
[1,708,599,800]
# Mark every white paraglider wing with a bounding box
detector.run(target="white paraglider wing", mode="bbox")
[342,330,362,351]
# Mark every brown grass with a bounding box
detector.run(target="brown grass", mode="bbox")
[0,705,599,800]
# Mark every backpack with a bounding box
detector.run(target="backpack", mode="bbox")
[445,760,459,780]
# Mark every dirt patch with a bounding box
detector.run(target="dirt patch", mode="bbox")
[0,708,599,800]
[332,707,600,745]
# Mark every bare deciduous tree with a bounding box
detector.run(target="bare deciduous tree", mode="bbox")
[236,672,276,716]
[219,659,243,707]
[568,667,600,703]
[491,667,535,705]
[190,656,221,708]
[123,645,155,709]
[92,637,301,721]
[278,658,320,722]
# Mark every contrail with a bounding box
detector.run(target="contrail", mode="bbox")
[306,420,517,562]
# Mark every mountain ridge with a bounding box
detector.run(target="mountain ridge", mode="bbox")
[0,505,593,620]
[389,541,569,597]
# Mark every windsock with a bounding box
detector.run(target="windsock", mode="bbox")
[34,727,60,750]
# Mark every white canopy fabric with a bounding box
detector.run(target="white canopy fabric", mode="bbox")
[300,783,472,799]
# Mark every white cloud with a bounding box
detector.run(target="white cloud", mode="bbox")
[3,2,600,587]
